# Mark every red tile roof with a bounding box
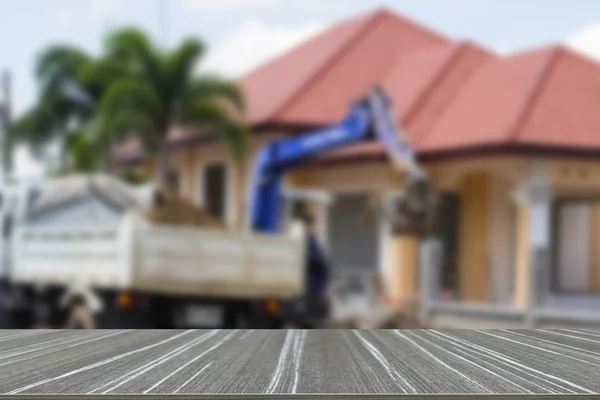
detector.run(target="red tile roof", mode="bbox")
[113,7,600,163]
[270,10,448,126]
[241,10,382,126]
[515,47,600,148]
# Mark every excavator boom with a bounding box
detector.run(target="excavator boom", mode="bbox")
[247,85,436,235]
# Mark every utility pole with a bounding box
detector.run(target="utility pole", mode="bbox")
[0,70,10,125]
[0,70,11,182]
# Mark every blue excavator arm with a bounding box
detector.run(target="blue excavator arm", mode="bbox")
[247,86,426,233]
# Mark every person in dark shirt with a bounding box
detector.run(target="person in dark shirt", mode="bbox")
[301,213,331,297]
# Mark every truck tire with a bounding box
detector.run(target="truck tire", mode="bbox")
[66,299,95,329]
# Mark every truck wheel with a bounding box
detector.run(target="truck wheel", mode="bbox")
[66,298,95,329]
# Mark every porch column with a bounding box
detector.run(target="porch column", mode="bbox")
[512,165,552,320]
[458,172,491,303]
[387,235,419,304]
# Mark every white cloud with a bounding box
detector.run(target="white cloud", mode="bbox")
[201,20,326,77]
[92,0,122,17]
[565,23,600,61]
[183,0,279,11]
[49,1,109,37]
[183,0,347,12]
[45,0,122,41]
[47,7,91,39]
[184,0,477,12]
[449,0,477,7]
[50,8,79,31]
[493,44,513,55]
[396,0,476,8]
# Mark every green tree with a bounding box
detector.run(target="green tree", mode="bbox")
[7,27,247,200]
[7,45,127,174]
[95,27,248,189]
[8,46,92,171]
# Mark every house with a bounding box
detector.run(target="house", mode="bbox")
[112,8,600,328]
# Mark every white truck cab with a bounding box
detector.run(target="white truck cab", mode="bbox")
[0,178,43,279]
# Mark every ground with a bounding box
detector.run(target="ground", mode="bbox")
[0,329,599,394]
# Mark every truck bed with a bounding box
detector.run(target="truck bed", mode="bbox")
[11,213,305,299]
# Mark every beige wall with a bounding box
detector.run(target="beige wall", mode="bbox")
[551,159,600,196]
[290,163,397,193]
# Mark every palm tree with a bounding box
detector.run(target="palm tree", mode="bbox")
[8,46,92,171]
[7,45,127,173]
[95,27,248,189]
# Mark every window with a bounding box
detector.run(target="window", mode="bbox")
[202,163,227,219]
[167,170,181,193]
[433,192,461,295]
[552,198,600,294]
[291,200,309,220]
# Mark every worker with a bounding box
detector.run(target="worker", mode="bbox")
[301,212,331,298]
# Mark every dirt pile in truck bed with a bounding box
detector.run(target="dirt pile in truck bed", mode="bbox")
[144,188,226,229]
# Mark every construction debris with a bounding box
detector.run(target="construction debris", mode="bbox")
[144,188,226,229]
[326,271,427,329]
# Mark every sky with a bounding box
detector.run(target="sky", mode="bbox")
[3,0,600,176]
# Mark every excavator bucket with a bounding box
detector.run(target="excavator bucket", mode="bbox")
[385,175,438,237]
[365,85,439,237]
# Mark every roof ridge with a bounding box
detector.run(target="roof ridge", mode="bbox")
[412,43,498,149]
[268,11,384,122]
[384,9,448,46]
[506,47,561,143]
[402,42,468,130]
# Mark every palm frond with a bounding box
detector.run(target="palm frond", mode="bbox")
[184,75,245,112]
[35,45,91,87]
[104,27,162,88]
[164,38,205,100]
[93,109,159,152]
[98,78,163,120]
[175,99,248,164]
[77,57,129,105]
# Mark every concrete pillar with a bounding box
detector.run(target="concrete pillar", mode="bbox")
[513,205,531,309]
[387,235,419,304]
[419,239,442,305]
[512,163,552,324]
[458,172,491,303]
